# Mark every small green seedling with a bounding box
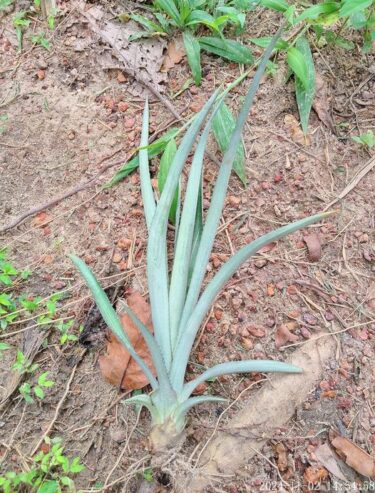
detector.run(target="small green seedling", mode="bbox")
[352,130,375,149]
[0,0,13,10]
[71,29,335,453]
[55,320,79,345]
[0,437,85,493]
[13,11,31,51]
[0,115,8,135]
[12,350,39,374]
[32,32,50,50]
[19,372,55,403]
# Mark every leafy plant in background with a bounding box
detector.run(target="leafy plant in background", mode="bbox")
[32,32,51,50]
[121,0,258,85]
[0,437,85,493]
[253,0,375,133]
[71,30,334,453]
[0,0,13,10]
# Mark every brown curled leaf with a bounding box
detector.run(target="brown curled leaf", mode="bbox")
[99,291,156,390]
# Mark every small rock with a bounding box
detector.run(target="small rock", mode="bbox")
[124,117,135,129]
[241,337,253,350]
[37,69,45,80]
[192,383,207,395]
[118,101,129,112]
[110,428,127,443]
[246,326,265,338]
[228,195,241,207]
[117,238,132,250]
[303,312,318,325]
[358,233,369,243]
[254,258,267,268]
[112,253,122,263]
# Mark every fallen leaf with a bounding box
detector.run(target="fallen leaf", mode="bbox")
[274,443,288,472]
[284,114,311,146]
[304,466,329,484]
[246,326,266,338]
[312,74,336,135]
[258,242,276,253]
[303,233,322,261]
[275,322,299,348]
[329,430,375,478]
[161,37,185,72]
[31,211,51,227]
[99,292,156,390]
[315,443,349,481]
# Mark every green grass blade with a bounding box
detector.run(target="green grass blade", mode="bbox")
[158,138,179,224]
[287,46,309,90]
[182,360,301,400]
[172,209,334,391]
[168,117,213,352]
[147,90,220,370]
[173,28,284,390]
[259,0,289,12]
[139,99,156,230]
[294,37,316,135]
[182,31,202,86]
[199,37,253,64]
[212,101,246,185]
[69,255,158,390]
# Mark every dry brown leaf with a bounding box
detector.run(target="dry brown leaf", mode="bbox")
[284,114,311,146]
[99,292,156,390]
[303,233,322,262]
[161,37,185,72]
[258,242,277,253]
[274,443,288,472]
[315,442,349,481]
[304,466,329,484]
[313,74,336,135]
[31,211,51,227]
[275,322,299,348]
[329,430,375,478]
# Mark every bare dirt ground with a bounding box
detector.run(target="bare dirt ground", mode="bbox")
[0,1,374,492]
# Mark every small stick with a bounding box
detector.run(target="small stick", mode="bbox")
[323,156,375,211]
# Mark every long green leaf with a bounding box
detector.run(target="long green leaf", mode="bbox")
[294,2,340,23]
[172,209,334,390]
[339,0,372,17]
[182,360,301,400]
[139,99,156,230]
[212,101,246,185]
[171,26,285,391]
[147,90,220,370]
[294,37,316,135]
[260,0,289,12]
[154,0,182,25]
[69,255,158,390]
[158,138,179,224]
[287,46,309,90]
[182,31,202,86]
[199,36,253,64]
[168,116,213,352]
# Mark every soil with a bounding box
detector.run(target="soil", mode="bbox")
[0,1,374,492]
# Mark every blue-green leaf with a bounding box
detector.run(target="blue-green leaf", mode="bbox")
[339,0,373,18]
